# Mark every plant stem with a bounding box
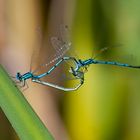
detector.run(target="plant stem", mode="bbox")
[0,65,54,140]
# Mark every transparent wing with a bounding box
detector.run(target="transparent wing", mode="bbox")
[31,25,82,90]
[33,25,78,74]
[32,36,71,74]
[50,37,71,59]
[53,25,79,58]
[50,25,78,60]
[91,43,123,60]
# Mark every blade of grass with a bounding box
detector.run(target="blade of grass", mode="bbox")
[0,65,54,140]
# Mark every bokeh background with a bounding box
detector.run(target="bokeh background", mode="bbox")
[0,0,140,140]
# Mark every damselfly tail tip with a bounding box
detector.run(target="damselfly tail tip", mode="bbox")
[130,65,140,69]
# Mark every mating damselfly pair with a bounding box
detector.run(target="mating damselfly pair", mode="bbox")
[13,26,140,91]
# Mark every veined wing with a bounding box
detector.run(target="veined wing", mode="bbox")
[51,36,71,58]
[32,25,78,83]
[91,43,123,60]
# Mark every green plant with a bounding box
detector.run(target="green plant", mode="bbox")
[0,65,54,140]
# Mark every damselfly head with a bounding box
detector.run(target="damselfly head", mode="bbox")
[16,72,22,81]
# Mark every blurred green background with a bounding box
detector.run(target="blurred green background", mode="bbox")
[0,0,140,140]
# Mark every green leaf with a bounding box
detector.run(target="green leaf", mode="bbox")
[0,65,54,140]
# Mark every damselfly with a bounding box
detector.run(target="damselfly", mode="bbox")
[14,26,140,91]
